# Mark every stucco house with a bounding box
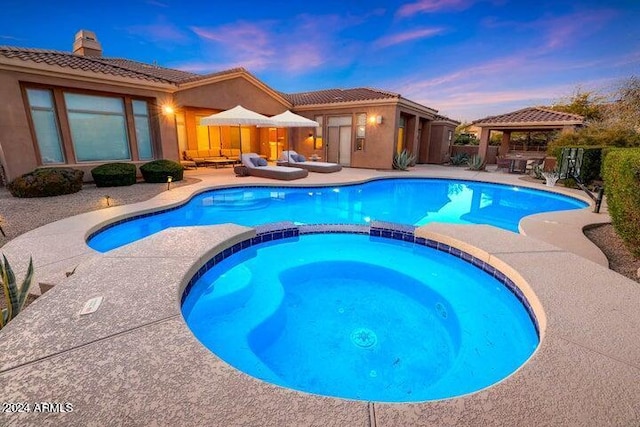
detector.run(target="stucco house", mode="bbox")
[0,30,458,182]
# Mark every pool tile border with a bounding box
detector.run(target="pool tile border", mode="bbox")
[181,221,540,337]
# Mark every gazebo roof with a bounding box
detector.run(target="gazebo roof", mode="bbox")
[472,107,584,128]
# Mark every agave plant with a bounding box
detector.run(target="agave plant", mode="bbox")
[393,149,417,171]
[1,255,34,330]
[449,152,470,166]
[467,154,486,171]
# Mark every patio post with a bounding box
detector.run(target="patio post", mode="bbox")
[478,127,491,162]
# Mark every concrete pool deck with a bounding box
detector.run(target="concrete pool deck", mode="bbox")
[1,166,639,426]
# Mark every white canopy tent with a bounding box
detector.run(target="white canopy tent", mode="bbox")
[268,110,319,164]
[199,105,276,156]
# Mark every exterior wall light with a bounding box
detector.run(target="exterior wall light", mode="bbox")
[162,105,175,115]
[369,115,383,124]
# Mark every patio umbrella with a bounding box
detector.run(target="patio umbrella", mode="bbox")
[200,105,275,157]
[269,110,319,164]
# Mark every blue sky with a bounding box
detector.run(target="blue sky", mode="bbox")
[1,0,638,121]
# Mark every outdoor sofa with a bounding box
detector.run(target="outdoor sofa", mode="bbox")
[183,149,241,167]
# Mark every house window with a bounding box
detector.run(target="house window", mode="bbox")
[133,100,153,160]
[356,113,366,151]
[314,115,323,149]
[64,93,130,162]
[26,88,65,164]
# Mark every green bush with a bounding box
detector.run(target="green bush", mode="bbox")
[7,167,83,198]
[140,159,184,183]
[602,148,640,257]
[548,123,640,152]
[454,133,477,145]
[551,146,603,184]
[91,163,137,187]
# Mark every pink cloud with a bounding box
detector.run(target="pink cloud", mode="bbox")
[190,22,276,71]
[186,14,365,74]
[396,0,473,18]
[375,27,445,48]
[481,9,618,52]
[540,10,617,50]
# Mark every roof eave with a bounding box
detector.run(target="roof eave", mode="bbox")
[0,57,177,91]
[473,120,584,128]
[397,97,439,115]
[291,98,401,110]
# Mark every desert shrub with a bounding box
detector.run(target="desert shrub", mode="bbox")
[7,167,83,198]
[548,123,640,154]
[449,152,470,166]
[392,150,417,171]
[140,160,184,183]
[602,148,640,257]
[466,154,485,171]
[91,163,137,187]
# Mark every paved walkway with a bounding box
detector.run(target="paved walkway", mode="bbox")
[1,166,638,426]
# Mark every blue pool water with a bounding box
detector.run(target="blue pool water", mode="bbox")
[88,178,587,252]
[182,233,539,402]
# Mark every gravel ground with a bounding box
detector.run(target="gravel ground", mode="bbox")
[0,178,199,247]
[584,224,640,284]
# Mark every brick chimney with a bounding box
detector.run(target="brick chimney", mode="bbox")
[72,30,102,57]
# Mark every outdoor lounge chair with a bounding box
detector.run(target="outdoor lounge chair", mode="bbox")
[241,153,308,180]
[278,150,342,173]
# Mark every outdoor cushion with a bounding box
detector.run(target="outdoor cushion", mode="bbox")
[257,157,268,166]
[241,153,308,180]
[221,148,241,159]
[249,157,262,167]
[295,154,306,162]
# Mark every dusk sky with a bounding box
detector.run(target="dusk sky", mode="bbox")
[1,0,638,121]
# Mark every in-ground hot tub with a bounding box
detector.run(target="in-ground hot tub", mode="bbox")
[181,233,539,402]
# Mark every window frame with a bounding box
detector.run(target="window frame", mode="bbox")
[21,83,158,165]
[23,87,66,165]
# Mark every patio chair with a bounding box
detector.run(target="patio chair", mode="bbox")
[241,153,308,180]
[278,150,342,173]
[526,159,544,175]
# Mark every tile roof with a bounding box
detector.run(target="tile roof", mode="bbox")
[472,107,584,126]
[97,58,198,83]
[0,46,457,121]
[177,67,254,84]
[286,87,400,106]
[433,113,460,124]
[0,47,198,84]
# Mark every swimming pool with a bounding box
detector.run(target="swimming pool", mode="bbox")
[182,233,539,402]
[88,178,587,252]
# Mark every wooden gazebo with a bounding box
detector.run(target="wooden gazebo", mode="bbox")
[472,107,584,162]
